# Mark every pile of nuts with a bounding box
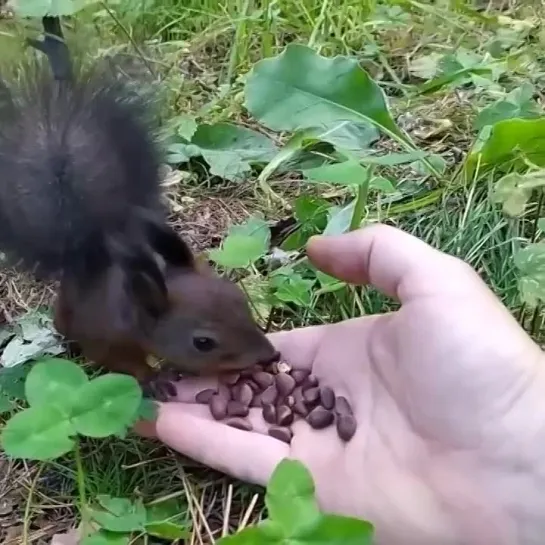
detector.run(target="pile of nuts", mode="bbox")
[195,361,357,444]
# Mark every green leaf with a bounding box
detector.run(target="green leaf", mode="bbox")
[514,242,545,306]
[145,498,188,540]
[8,0,96,17]
[304,121,379,152]
[1,404,75,460]
[216,526,275,545]
[271,273,314,308]
[265,458,321,535]
[81,529,130,545]
[209,216,270,270]
[474,83,540,130]
[492,171,545,216]
[0,362,32,404]
[25,358,88,409]
[303,160,369,187]
[467,118,545,175]
[299,513,374,544]
[370,176,396,193]
[70,375,142,438]
[323,200,356,236]
[245,43,405,142]
[168,123,278,182]
[89,496,146,533]
[174,113,198,141]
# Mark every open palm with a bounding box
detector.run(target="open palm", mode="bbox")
[138,225,545,545]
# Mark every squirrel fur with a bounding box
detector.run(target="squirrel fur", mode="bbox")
[0,20,278,398]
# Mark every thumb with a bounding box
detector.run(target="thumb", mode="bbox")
[307,223,482,303]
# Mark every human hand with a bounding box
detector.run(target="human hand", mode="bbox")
[137,224,545,545]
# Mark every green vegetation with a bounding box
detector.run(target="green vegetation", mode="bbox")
[1,0,545,542]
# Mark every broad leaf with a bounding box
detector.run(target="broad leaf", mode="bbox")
[514,242,545,307]
[245,43,405,142]
[466,118,545,175]
[168,123,278,182]
[209,216,270,269]
[265,459,321,535]
[323,200,357,236]
[25,358,88,409]
[303,160,369,187]
[70,375,142,438]
[474,83,540,130]
[81,530,130,545]
[492,171,545,217]
[216,526,276,545]
[1,404,75,460]
[304,121,379,152]
[299,513,374,544]
[145,498,188,539]
[89,496,146,533]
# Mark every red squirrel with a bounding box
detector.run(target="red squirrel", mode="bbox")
[0,17,278,399]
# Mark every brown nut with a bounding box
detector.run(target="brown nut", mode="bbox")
[235,383,254,407]
[307,406,334,429]
[261,385,277,405]
[262,403,277,424]
[303,386,320,405]
[227,400,250,418]
[276,405,294,427]
[320,386,335,410]
[275,373,296,397]
[252,371,274,390]
[209,394,228,420]
[302,374,319,391]
[268,425,293,444]
[225,417,253,431]
[250,393,263,408]
[336,414,357,441]
[290,369,311,385]
[335,395,354,416]
[195,388,216,404]
[217,384,233,401]
[219,372,240,386]
[246,379,262,394]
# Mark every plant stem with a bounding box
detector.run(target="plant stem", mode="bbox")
[349,168,372,231]
[74,439,89,536]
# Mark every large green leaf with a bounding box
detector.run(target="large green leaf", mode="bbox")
[466,118,545,175]
[167,123,278,182]
[70,375,142,438]
[25,358,88,410]
[1,404,75,460]
[265,459,321,535]
[244,44,404,142]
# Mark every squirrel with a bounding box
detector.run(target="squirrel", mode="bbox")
[0,17,279,400]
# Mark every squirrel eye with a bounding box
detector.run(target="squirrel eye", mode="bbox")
[193,336,217,352]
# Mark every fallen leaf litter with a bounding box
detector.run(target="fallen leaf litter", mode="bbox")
[195,360,357,444]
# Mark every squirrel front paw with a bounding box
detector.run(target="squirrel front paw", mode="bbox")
[141,368,180,402]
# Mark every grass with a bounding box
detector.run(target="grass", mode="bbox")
[0,0,544,542]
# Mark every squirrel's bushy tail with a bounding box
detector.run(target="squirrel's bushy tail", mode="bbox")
[0,58,165,281]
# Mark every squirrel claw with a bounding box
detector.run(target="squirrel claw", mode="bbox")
[141,372,177,402]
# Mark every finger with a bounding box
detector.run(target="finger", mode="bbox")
[151,402,288,485]
[307,223,485,303]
